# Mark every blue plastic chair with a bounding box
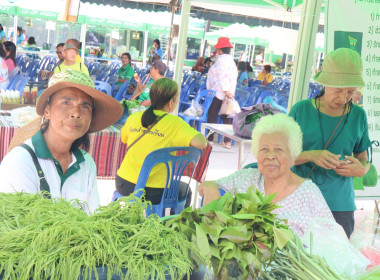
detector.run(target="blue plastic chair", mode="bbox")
[94,81,112,96]
[178,89,216,132]
[15,75,31,98]
[256,90,276,104]
[114,80,131,101]
[113,147,202,217]
[6,74,22,90]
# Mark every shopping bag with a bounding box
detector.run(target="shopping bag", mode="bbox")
[220,98,240,117]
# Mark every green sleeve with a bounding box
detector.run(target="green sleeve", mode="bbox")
[126,67,135,80]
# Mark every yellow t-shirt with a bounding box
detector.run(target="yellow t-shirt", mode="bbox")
[257,72,274,84]
[53,61,90,76]
[117,110,200,188]
[75,54,82,63]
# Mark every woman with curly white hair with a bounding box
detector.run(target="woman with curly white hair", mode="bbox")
[198,114,334,237]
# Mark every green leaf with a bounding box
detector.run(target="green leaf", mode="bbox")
[260,193,276,204]
[273,227,293,249]
[220,227,250,243]
[196,223,211,258]
[210,244,221,259]
[215,211,233,225]
[230,213,257,220]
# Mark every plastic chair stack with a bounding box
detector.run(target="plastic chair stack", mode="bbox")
[94,81,112,96]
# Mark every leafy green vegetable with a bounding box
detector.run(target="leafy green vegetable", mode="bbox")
[164,187,292,279]
[0,192,206,280]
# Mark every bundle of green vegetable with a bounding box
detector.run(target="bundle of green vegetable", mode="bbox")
[119,99,145,114]
[164,187,294,279]
[0,192,206,280]
[164,187,344,280]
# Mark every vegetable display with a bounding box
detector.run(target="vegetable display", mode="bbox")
[0,192,206,280]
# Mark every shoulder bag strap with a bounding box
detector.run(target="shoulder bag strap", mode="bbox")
[126,113,167,153]
[19,144,51,198]
[306,112,345,179]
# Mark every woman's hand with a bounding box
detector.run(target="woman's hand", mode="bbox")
[134,75,141,84]
[198,181,220,206]
[335,156,368,177]
[224,91,233,99]
[308,150,340,170]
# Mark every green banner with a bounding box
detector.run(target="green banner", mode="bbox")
[78,15,146,31]
[334,31,363,56]
[0,5,16,15]
[146,24,170,34]
[18,8,58,20]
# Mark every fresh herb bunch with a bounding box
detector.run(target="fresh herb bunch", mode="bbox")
[119,99,140,110]
[0,192,206,280]
[164,187,293,280]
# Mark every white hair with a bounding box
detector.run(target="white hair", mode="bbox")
[251,114,303,160]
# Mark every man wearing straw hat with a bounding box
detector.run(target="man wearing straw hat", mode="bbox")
[0,70,123,213]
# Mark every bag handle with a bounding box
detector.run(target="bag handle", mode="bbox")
[368,140,379,163]
[125,113,167,153]
[19,144,51,198]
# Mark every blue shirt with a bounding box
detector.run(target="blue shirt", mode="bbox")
[238,71,248,84]
[289,100,371,211]
[151,48,163,60]
[0,30,6,40]
[10,32,25,45]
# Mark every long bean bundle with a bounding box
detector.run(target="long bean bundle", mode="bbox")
[0,192,206,280]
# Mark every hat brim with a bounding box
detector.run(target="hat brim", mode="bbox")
[314,71,366,88]
[8,117,42,152]
[36,82,123,133]
[214,42,234,49]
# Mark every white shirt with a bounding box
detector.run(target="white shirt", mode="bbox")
[216,168,334,237]
[206,54,238,100]
[0,132,100,214]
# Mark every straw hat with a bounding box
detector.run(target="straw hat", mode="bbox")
[214,37,234,49]
[8,69,123,151]
[314,48,365,88]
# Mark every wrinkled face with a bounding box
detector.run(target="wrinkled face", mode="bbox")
[121,55,130,66]
[44,88,93,142]
[153,41,159,49]
[56,46,64,60]
[257,132,293,179]
[323,87,357,109]
[64,48,78,62]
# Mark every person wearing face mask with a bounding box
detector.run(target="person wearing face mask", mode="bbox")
[198,114,334,238]
[53,42,89,76]
[288,48,371,238]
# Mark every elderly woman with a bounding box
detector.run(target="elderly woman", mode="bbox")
[289,48,371,238]
[198,114,334,237]
[0,70,123,213]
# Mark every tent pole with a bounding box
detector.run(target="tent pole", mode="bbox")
[142,31,148,68]
[13,15,18,45]
[316,51,321,71]
[173,0,191,115]
[109,29,113,57]
[80,24,87,62]
[287,0,322,111]
[250,44,255,66]
[56,21,59,46]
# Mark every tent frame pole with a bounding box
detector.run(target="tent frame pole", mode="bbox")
[142,31,148,68]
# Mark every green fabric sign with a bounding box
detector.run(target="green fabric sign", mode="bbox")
[18,9,58,20]
[78,15,146,31]
[334,31,363,55]
[0,5,16,15]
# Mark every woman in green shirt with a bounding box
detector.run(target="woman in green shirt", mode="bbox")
[113,53,134,93]
[289,48,371,238]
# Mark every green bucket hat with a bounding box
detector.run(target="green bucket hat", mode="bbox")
[314,48,365,88]
[36,69,123,133]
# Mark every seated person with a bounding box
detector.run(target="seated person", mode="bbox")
[26,36,37,48]
[0,70,123,213]
[0,56,9,90]
[54,43,89,76]
[203,57,211,75]
[198,114,334,237]
[237,61,248,85]
[247,63,256,80]
[116,78,207,206]
[112,52,135,93]
[192,57,205,73]
[257,64,273,86]
[131,60,166,107]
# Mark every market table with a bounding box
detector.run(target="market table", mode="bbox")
[201,123,252,170]
[0,114,127,178]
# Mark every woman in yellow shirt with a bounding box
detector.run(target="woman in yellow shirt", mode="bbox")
[257,64,274,86]
[116,78,207,204]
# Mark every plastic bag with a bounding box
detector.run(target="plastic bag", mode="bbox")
[183,100,203,117]
[11,106,38,127]
[220,98,241,117]
[302,217,370,278]
[351,213,380,269]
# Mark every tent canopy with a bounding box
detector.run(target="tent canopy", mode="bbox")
[0,0,63,20]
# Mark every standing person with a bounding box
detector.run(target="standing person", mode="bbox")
[150,39,163,62]
[237,61,248,85]
[206,37,238,148]
[3,41,17,73]
[113,53,134,93]
[289,48,371,238]
[10,26,25,46]
[0,24,6,43]
[0,70,123,213]
[257,64,273,86]
[54,42,89,76]
[39,43,65,81]
[255,50,264,65]
[131,60,166,107]
[116,78,207,205]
